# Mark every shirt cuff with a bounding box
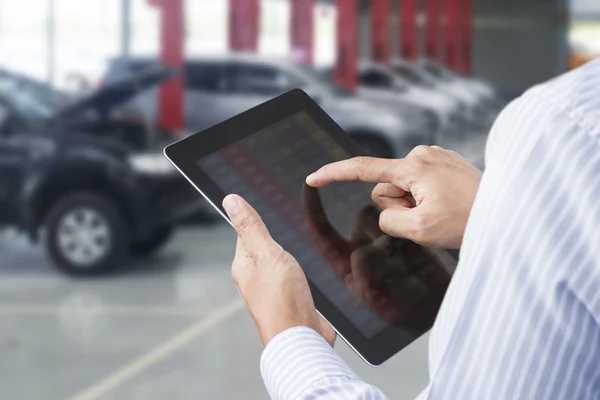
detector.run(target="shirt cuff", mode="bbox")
[260,326,360,400]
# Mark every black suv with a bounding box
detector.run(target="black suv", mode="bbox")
[0,67,203,275]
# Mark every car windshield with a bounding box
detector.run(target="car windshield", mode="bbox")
[0,78,54,121]
[288,63,351,97]
[423,62,455,81]
[392,64,427,85]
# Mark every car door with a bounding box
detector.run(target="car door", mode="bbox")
[0,104,30,225]
[184,61,238,131]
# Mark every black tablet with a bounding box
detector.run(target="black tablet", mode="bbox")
[165,89,456,365]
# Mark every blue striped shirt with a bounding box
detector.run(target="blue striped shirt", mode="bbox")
[260,58,600,400]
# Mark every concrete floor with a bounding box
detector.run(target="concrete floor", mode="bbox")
[0,226,430,400]
[0,132,488,400]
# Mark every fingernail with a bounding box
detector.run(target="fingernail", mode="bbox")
[223,195,240,216]
[306,173,316,183]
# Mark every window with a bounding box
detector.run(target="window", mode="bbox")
[233,64,292,95]
[359,71,392,88]
[290,64,350,96]
[185,62,231,92]
[393,65,425,85]
[127,60,154,73]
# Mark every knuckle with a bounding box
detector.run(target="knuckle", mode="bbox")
[410,145,432,157]
[408,155,427,170]
[350,156,373,181]
[350,156,369,171]
[235,216,257,237]
[271,244,289,265]
[371,189,379,202]
[378,209,391,229]
[379,208,398,231]
[416,154,438,169]
[371,183,383,198]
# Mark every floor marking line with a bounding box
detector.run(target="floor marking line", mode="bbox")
[0,305,219,317]
[68,299,244,400]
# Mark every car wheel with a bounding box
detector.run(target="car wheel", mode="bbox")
[130,226,174,257]
[45,192,129,276]
[354,136,394,158]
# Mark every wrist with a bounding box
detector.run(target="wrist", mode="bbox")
[257,316,314,347]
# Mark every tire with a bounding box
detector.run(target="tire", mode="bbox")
[353,136,394,158]
[130,226,174,256]
[45,191,129,276]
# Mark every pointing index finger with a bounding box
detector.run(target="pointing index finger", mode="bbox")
[306,157,403,187]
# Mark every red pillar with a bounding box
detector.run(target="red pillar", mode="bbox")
[371,0,391,64]
[458,0,472,75]
[444,0,460,70]
[229,0,260,51]
[291,0,314,64]
[425,0,440,60]
[149,0,183,132]
[335,0,358,91]
[400,0,418,61]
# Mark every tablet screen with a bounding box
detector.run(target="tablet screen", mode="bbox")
[197,111,454,339]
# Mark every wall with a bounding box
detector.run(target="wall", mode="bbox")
[473,0,569,95]
[356,0,569,95]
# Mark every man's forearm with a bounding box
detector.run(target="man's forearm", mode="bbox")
[261,326,389,400]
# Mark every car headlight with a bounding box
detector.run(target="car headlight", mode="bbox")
[129,153,176,175]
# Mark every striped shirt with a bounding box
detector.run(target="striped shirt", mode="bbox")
[260,58,600,400]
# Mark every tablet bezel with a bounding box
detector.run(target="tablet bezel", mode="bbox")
[165,89,425,366]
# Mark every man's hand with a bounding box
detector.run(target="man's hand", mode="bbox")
[223,194,336,347]
[306,145,482,248]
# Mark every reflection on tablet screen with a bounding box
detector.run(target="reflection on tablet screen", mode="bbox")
[197,111,455,339]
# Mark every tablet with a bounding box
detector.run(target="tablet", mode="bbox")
[165,89,456,366]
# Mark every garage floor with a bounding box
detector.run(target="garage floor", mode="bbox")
[0,133,488,400]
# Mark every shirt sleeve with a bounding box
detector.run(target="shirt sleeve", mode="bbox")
[260,326,389,400]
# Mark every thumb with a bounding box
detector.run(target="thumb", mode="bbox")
[223,194,274,255]
[379,206,429,243]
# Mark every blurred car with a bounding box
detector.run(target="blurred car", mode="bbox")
[355,61,466,139]
[103,53,435,158]
[416,59,505,111]
[0,68,72,109]
[0,66,176,150]
[0,68,203,276]
[391,58,499,127]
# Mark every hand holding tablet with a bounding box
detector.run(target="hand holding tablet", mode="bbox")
[164,89,458,365]
[222,193,337,348]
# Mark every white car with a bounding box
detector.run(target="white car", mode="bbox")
[391,58,496,126]
[418,59,505,110]
[102,54,435,158]
[357,61,468,137]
